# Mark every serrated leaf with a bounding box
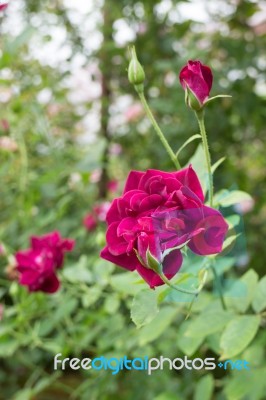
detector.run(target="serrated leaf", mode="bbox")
[224,368,266,400]
[225,269,258,312]
[220,315,261,359]
[131,289,158,328]
[194,375,214,400]
[185,309,234,338]
[252,275,266,312]
[138,306,177,345]
[177,321,204,356]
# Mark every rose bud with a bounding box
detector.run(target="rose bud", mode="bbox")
[128,47,145,89]
[179,60,213,110]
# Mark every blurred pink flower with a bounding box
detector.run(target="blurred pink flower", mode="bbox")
[0,119,9,132]
[0,243,5,256]
[90,169,102,183]
[234,198,255,214]
[125,103,143,122]
[93,202,111,222]
[0,304,3,321]
[109,143,122,156]
[83,213,98,231]
[0,136,18,152]
[15,231,75,293]
[107,180,118,193]
[0,2,8,11]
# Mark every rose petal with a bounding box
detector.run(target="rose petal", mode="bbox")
[100,246,138,271]
[175,165,204,202]
[123,170,145,193]
[106,222,128,255]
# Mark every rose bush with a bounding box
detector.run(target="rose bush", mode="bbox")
[101,166,228,288]
[15,231,75,293]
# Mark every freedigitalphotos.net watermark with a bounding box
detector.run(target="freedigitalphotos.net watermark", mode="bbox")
[54,354,250,375]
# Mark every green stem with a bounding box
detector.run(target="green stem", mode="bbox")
[158,272,199,296]
[195,110,213,206]
[210,264,227,310]
[136,89,181,170]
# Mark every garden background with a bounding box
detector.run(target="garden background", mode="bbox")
[0,0,266,399]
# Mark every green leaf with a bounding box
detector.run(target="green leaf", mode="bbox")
[138,306,177,345]
[252,276,266,312]
[194,375,214,400]
[214,189,253,207]
[225,269,258,312]
[186,144,207,194]
[110,271,145,295]
[211,157,226,174]
[224,368,266,400]
[176,134,201,157]
[220,315,261,359]
[184,309,234,338]
[131,289,159,328]
[177,321,204,356]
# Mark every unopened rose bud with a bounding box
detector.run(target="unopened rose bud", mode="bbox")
[128,47,145,90]
[179,60,213,110]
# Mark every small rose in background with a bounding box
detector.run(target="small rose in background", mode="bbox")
[0,119,10,132]
[83,202,111,232]
[125,103,143,122]
[0,136,18,152]
[0,243,6,256]
[0,2,8,12]
[15,231,75,293]
[109,143,122,156]
[179,60,213,108]
[107,179,118,193]
[0,304,3,321]
[234,198,255,214]
[83,213,97,232]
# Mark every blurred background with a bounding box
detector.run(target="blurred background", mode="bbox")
[0,0,266,399]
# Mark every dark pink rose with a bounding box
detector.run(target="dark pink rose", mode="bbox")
[100,166,228,288]
[0,2,8,11]
[179,60,213,105]
[15,231,75,293]
[83,213,98,231]
[93,202,111,222]
[107,180,118,193]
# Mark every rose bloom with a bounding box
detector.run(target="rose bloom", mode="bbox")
[101,166,228,288]
[179,60,213,105]
[83,213,98,231]
[107,179,118,193]
[0,2,8,11]
[15,231,75,293]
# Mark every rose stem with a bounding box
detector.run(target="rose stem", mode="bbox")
[135,88,181,170]
[158,272,201,296]
[210,263,227,310]
[195,110,213,207]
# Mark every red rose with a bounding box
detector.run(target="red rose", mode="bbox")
[0,2,8,11]
[101,166,228,288]
[179,60,213,105]
[15,231,75,293]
